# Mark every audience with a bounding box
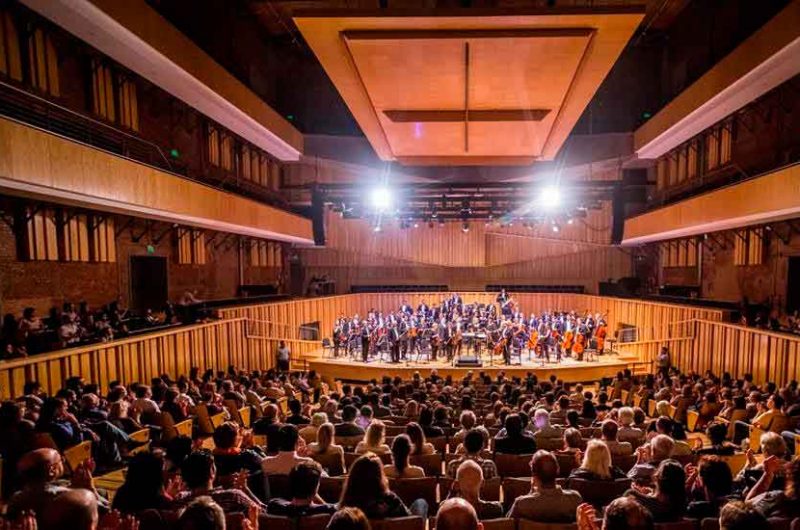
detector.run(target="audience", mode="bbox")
[507,450,582,523]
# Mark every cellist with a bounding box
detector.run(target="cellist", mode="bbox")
[595,319,608,355]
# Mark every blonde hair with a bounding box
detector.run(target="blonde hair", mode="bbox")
[581,440,612,479]
[656,400,671,417]
[618,407,634,427]
[317,422,334,452]
[404,400,419,418]
[365,420,386,448]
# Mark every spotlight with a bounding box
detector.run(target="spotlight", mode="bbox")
[413,222,419,228]
[369,187,392,211]
[373,223,382,233]
[462,221,470,233]
[539,185,561,208]
[567,218,574,225]
[552,223,560,233]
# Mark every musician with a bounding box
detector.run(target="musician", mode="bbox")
[417,300,429,316]
[496,289,509,306]
[400,300,413,315]
[360,324,370,362]
[389,323,401,363]
[595,320,607,355]
[502,324,513,365]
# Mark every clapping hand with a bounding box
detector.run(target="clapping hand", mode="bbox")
[0,510,38,530]
[576,503,599,530]
[70,460,95,490]
[99,510,139,530]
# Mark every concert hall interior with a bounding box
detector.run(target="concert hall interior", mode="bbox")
[0,0,799,529]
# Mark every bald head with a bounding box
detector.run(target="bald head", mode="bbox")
[42,489,98,530]
[456,460,483,496]
[18,448,63,483]
[436,498,482,530]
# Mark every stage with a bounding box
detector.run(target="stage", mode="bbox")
[304,349,646,384]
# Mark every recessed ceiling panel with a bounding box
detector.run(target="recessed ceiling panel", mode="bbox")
[295,10,644,165]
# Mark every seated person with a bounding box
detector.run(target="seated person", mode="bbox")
[566,440,626,485]
[436,498,480,530]
[617,407,644,446]
[625,459,686,522]
[340,453,426,520]
[695,421,738,456]
[627,434,674,486]
[747,457,800,519]
[494,414,537,455]
[557,427,584,458]
[601,420,633,456]
[720,501,769,530]
[334,405,366,438]
[576,496,655,530]
[212,421,265,476]
[737,431,788,493]
[685,456,737,519]
[532,409,563,448]
[507,450,582,523]
[285,399,311,426]
[267,461,337,516]
[407,422,436,456]
[308,422,345,476]
[384,434,424,479]
[446,429,497,479]
[355,421,390,455]
[262,424,314,476]
[445,460,503,520]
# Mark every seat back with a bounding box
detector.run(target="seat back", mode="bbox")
[32,432,58,449]
[654,521,699,530]
[389,477,438,508]
[311,451,345,477]
[719,453,748,476]
[700,518,719,530]
[555,453,579,477]
[439,476,501,502]
[501,477,531,511]
[259,515,293,530]
[266,474,291,500]
[687,410,700,432]
[611,454,637,473]
[410,453,443,477]
[318,475,345,504]
[370,516,425,530]
[481,519,516,530]
[196,403,226,435]
[335,435,364,451]
[63,440,93,472]
[128,428,151,456]
[568,478,632,509]
[298,514,333,530]
[517,519,578,530]
[385,425,407,436]
[767,518,793,530]
[430,436,448,454]
[726,410,748,440]
[495,453,534,477]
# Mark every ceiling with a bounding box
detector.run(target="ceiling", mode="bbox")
[294,9,644,166]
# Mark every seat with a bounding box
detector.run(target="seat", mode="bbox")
[767,518,793,530]
[259,515,293,530]
[648,400,657,417]
[225,513,250,530]
[718,453,748,476]
[517,519,578,530]
[370,516,425,530]
[750,416,795,452]
[430,436,448,454]
[611,454,637,473]
[298,514,333,530]
[318,475,345,504]
[481,519,516,530]
[700,518,719,530]
[495,453,534,477]
[128,428,151,456]
[501,477,531,511]
[566,478,632,509]
[632,394,644,409]
[335,435,364,451]
[555,453,579,477]
[32,432,58,449]
[63,440,93,472]
[196,403,226,435]
[389,477,438,509]
[687,410,700,432]
[439,476,501,502]
[311,451,345,477]
[267,474,291,500]
[620,390,630,406]
[386,425,407,436]
[410,453,443,477]
[654,521,699,530]
[345,451,391,470]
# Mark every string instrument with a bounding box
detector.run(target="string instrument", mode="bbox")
[527,330,539,350]
[573,333,586,356]
[562,329,574,350]
[407,326,418,339]
[493,337,507,355]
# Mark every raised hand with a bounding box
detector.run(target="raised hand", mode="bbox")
[71,461,95,490]
[165,475,185,498]
[576,503,599,530]
[763,455,783,476]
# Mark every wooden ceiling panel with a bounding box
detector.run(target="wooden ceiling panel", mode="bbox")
[295,10,644,165]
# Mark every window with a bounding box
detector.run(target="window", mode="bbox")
[250,240,282,267]
[0,10,22,81]
[117,74,138,131]
[177,228,206,265]
[206,123,235,172]
[90,216,116,263]
[91,58,115,122]
[734,228,764,266]
[705,129,719,171]
[656,158,668,190]
[26,25,58,96]
[23,207,58,261]
[660,238,698,268]
[676,146,687,183]
[207,124,220,167]
[720,120,732,165]
[240,144,251,180]
[62,212,90,262]
[687,140,698,180]
[220,134,234,172]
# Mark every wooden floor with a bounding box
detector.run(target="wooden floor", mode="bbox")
[305,349,642,384]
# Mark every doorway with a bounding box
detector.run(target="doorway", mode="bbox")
[130,256,168,313]
[787,256,800,315]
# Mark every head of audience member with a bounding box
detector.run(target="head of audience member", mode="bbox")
[655,401,670,417]
[459,410,476,431]
[455,460,486,504]
[18,448,64,486]
[181,451,217,491]
[530,450,559,490]
[288,461,324,504]
[601,420,619,442]
[463,429,485,456]
[342,405,358,424]
[42,489,98,530]
[563,428,582,452]
[618,407,635,427]
[326,507,371,530]
[278,424,301,453]
[653,460,686,507]
[177,496,225,530]
[601,497,654,530]
[364,421,386,449]
[760,432,787,459]
[340,453,389,509]
[406,422,427,455]
[437,498,482,530]
[316,422,335,452]
[390,434,412,474]
[505,413,525,438]
[697,456,733,501]
[706,422,728,446]
[311,412,328,428]
[532,409,550,430]
[719,501,768,530]
[213,421,243,451]
[581,439,613,480]
[650,434,675,464]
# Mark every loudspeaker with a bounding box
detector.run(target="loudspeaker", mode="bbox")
[456,356,483,367]
[311,188,326,246]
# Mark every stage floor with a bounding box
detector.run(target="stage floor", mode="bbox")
[305,349,643,384]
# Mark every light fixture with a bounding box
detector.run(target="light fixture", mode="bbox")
[462,221,470,233]
[552,223,560,233]
[413,221,419,228]
[539,185,561,209]
[369,187,392,212]
[373,222,382,232]
[567,218,574,225]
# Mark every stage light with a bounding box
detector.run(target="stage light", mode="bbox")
[373,223,382,232]
[552,223,560,233]
[539,185,561,208]
[567,218,574,225]
[462,221,470,233]
[369,187,392,211]
[413,222,419,228]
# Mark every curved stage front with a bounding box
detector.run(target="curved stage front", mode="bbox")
[305,350,643,384]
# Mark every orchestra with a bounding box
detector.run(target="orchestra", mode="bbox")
[329,293,609,365]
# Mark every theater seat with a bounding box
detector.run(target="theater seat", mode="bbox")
[370,516,425,530]
[319,475,345,504]
[517,519,577,530]
[389,477,438,508]
[439,476,501,502]
[297,514,333,530]
[259,515,293,530]
[495,453,534,477]
[565,478,632,509]
[410,453,443,476]
[501,477,531,511]
[654,521,699,530]
[481,519,516,530]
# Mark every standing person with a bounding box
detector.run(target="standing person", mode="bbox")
[277,341,291,372]
[657,346,671,378]
[360,325,370,362]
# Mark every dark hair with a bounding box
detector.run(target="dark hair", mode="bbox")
[463,429,484,454]
[719,501,768,530]
[601,419,619,441]
[177,496,225,530]
[604,497,654,530]
[278,424,300,452]
[707,422,728,446]
[326,507,371,530]
[504,414,523,436]
[181,451,215,488]
[212,422,239,450]
[112,452,166,514]
[655,460,686,508]
[342,404,358,422]
[698,456,733,498]
[406,422,427,456]
[531,450,559,486]
[340,454,388,508]
[166,435,193,470]
[289,399,302,415]
[289,461,323,500]
[391,434,412,474]
[418,406,433,427]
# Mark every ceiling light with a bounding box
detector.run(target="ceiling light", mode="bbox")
[369,187,392,212]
